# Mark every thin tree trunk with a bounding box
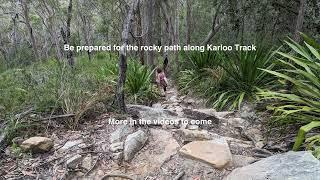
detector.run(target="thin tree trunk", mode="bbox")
[22,0,39,60]
[201,2,223,45]
[293,0,306,42]
[154,0,161,47]
[160,1,175,46]
[186,0,191,45]
[62,0,74,66]
[136,0,144,65]
[174,0,180,71]
[144,0,155,68]
[115,0,139,112]
[228,0,240,40]
[81,15,92,61]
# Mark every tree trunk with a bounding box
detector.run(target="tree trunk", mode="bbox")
[293,0,306,42]
[228,0,240,40]
[80,15,92,61]
[201,2,223,45]
[63,0,74,66]
[154,0,162,47]
[174,0,180,71]
[115,0,139,112]
[136,0,144,65]
[144,0,155,68]
[160,1,175,46]
[186,0,191,45]
[22,0,39,60]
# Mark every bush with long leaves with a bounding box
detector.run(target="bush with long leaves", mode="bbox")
[178,47,277,110]
[126,60,157,104]
[258,37,320,158]
[178,51,223,94]
[210,47,277,110]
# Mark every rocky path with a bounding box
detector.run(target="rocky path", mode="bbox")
[1,82,319,180]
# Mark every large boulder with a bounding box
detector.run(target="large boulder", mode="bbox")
[179,138,232,169]
[20,137,53,153]
[124,130,148,161]
[225,151,320,180]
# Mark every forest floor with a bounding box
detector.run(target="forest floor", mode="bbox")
[0,80,295,180]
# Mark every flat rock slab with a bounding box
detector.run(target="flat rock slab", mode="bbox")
[127,129,180,177]
[225,151,320,180]
[179,139,232,169]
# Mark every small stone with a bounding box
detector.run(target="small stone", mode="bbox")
[172,102,179,106]
[180,95,186,100]
[112,152,123,160]
[59,139,83,152]
[227,118,245,127]
[66,154,82,169]
[185,98,195,104]
[187,124,199,130]
[179,138,232,169]
[124,130,148,161]
[152,103,163,109]
[242,127,264,148]
[20,137,53,153]
[81,154,92,170]
[110,142,124,153]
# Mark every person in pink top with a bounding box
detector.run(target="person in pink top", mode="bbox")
[156,67,168,95]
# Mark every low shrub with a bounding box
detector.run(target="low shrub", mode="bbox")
[259,37,320,158]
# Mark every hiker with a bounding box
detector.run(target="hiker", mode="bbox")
[156,67,168,96]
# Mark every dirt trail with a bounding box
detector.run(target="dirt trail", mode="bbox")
[0,81,277,180]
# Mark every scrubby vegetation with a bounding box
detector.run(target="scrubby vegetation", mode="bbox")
[259,38,320,158]
[177,35,320,157]
[0,53,158,143]
[178,45,277,110]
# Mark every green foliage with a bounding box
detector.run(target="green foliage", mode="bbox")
[11,142,23,158]
[0,69,28,116]
[178,51,222,94]
[258,38,320,157]
[212,47,276,110]
[178,47,276,110]
[259,40,320,125]
[181,50,222,72]
[293,121,320,158]
[96,55,158,105]
[126,60,158,104]
[0,53,117,142]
